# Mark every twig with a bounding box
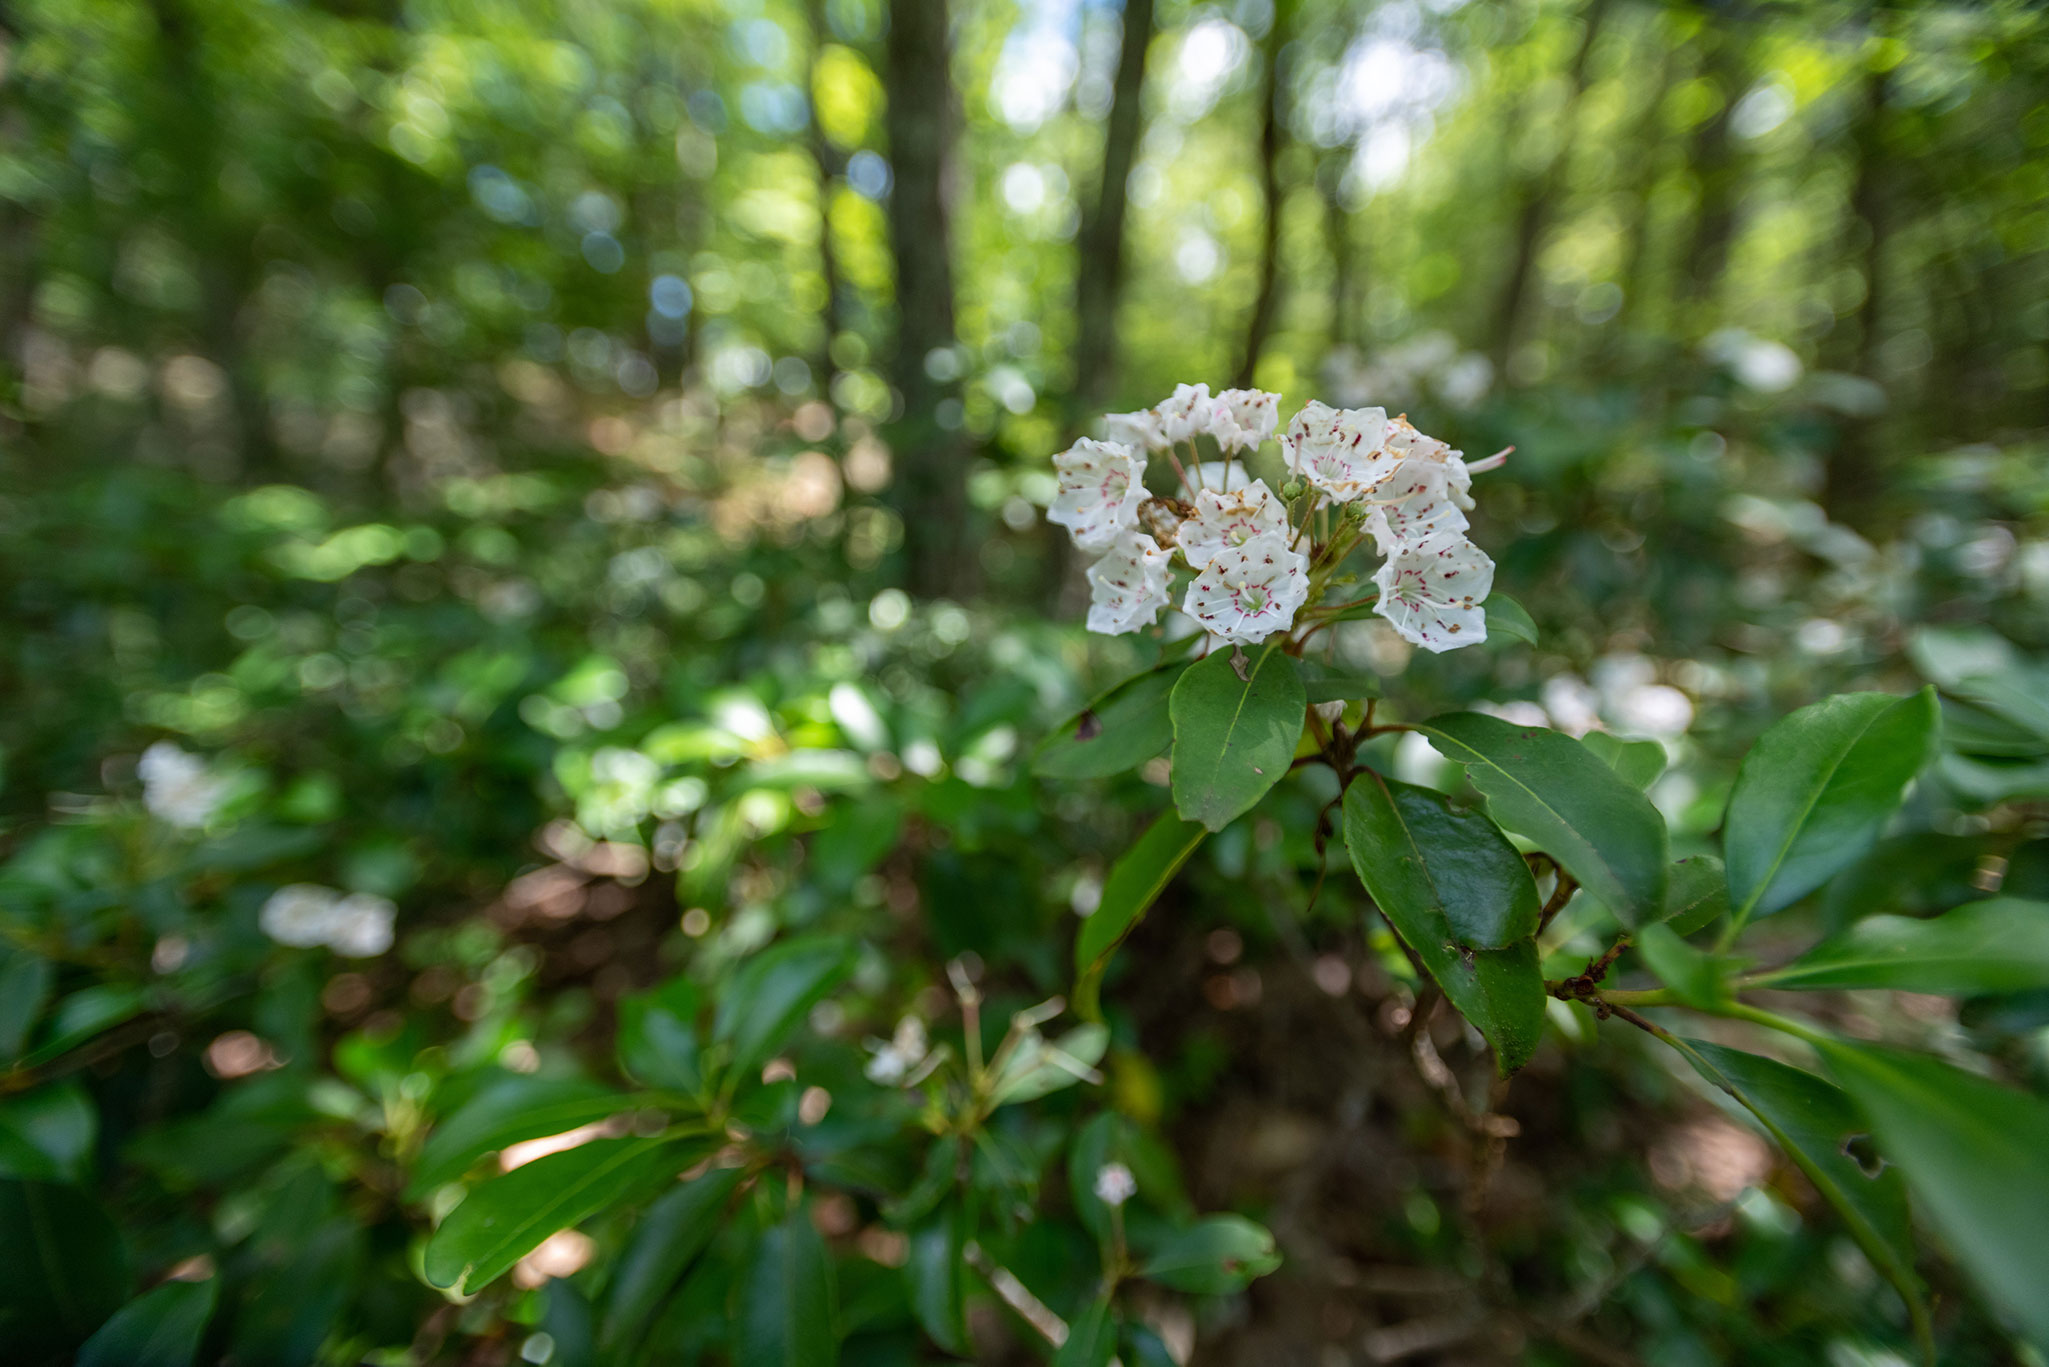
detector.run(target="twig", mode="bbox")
[965,1242,1068,1348]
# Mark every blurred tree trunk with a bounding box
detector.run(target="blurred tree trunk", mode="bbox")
[1675,21,1752,317]
[1488,0,1611,377]
[1070,0,1156,422]
[882,0,971,596]
[1602,35,1679,373]
[1822,51,1893,521]
[1318,147,1362,357]
[805,0,845,390]
[1235,0,1295,389]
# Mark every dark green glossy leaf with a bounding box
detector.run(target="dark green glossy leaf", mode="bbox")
[1663,855,1731,935]
[1139,1215,1281,1294]
[77,1278,218,1367]
[408,1075,627,1198]
[1672,1040,1924,1345]
[906,1205,969,1355]
[1419,713,1669,929]
[1343,774,1546,1073]
[618,977,704,1093]
[425,1136,706,1295]
[600,1166,743,1354]
[21,985,146,1068]
[1073,812,1205,1019]
[736,1206,837,1367]
[1818,1041,2049,1350]
[1033,665,1186,780]
[0,948,52,1062]
[1579,731,1667,790]
[1752,899,2049,995]
[1723,689,1940,923]
[0,1179,129,1360]
[714,935,856,1076]
[1296,659,1379,704]
[1346,773,1539,948]
[1168,646,1304,832]
[1051,1296,1116,1367]
[1482,594,1538,646]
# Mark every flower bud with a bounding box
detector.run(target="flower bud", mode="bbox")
[1279,478,1305,501]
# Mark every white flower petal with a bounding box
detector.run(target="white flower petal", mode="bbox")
[1182,530,1309,645]
[1373,532,1493,653]
[1103,409,1167,451]
[1209,388,1280,452]
[138,741,228,830]
[1048,438,1147,552]
[1177,479,1289,568]
[1282,401,1398,502]
[260,884,344,948]
[1155,382,1213,444]
[327,893,397,957]
[1086,531,1174,635]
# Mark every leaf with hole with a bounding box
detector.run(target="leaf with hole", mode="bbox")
[1139,1215,1281,1294]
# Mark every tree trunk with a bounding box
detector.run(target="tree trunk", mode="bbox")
[1317,147,1361,357]
[1070,0,1156,421]
[1234,0,1293,390]
[1486,0,1611,375]
[1822,53,1892,521]
[882,0,970,596]
[1676,22,1751,317]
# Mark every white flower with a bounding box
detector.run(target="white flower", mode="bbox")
[259,884,398,956]
[1155,383,1213,444]
[1365,417,1475,553]
[1208,388,1280,452]
[1183,530,1310,645]
[864,1017,930,1085]
[1373,532,1493,653]
[1177,479,1288,569]
[1048,439,1148,552]
[138,742,228,830]
[1283,402,1398,502]
[326,893,397,958]
[1085,532,1173,635]
[260,884,340,948]
[1103,409,1167,451]
[1093,1162,1137,1207]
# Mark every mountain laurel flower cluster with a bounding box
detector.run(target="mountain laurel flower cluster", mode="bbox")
[1049,385,1505,653]
[259,884,398,957]
[138,741,229,830]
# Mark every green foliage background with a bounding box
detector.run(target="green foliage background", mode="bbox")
[2,0,2047,1362]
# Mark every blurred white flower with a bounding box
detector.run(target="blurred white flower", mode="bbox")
[138,742,227,830]
[1542,674,1602,736]
[259,884,398,957]
[1183,530,1309,645]
[1085,532,1174,636]
[1208,388,1280,452]
[1155,383,1213,444]
[1283,401,1397,502]
[1177,479,1288,569]
[864,1017,931,1085]
[1373,532,1492,652]
[1048,438,1147,552]
[1093,1162,1137,1207]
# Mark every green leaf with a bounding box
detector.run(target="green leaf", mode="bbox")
[21,985,146,1068]
[736,1205,837,1367]
[1634,923,1724,1009]
[1033,664,1186,780]
[424,1136,706,1295]
[0,948,52,1062]
[1723,689,1940,923]
[1073,813,1206,1019]
[0,1082,97,1184]
[408,1075,627,1198]
[1139,1215,1282,1294]
[906,1205,969,1355]
[1346,773,1539,948]
[714,936,856,1076]
[600,1166,743,1354]
[618,977,705,1093]
[1818,1041,2049,1350]
[1751,899,2049,995]
[0,1179,129,1360]
[1051,1296,1116,1367]
[1296,659,1379,705]
[1419,713,1669,929]
[1670,1040,1924,1345]
[1662,855,1731,935]
[77,1278,218,1367]
[1482,594,1538,646]
[1579,731,1668,790]
[1168,645,1305,832]
[989,1023,1108,1107]
[1343,774,1547,1073]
